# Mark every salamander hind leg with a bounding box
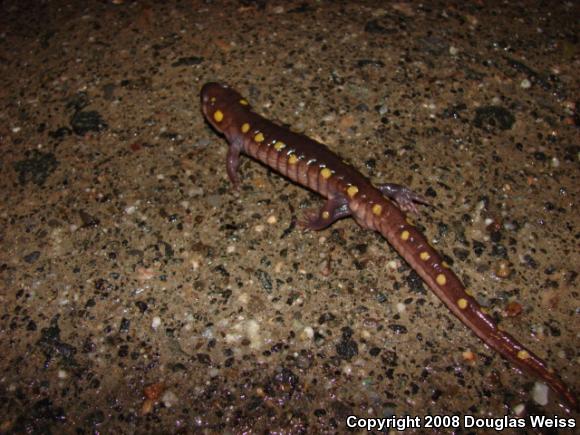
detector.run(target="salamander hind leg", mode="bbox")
[377,182,430,214]
[299,196,351,231]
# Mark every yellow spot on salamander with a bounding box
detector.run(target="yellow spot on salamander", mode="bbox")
[288,154,299,164]
[405,217,415,226]
[274,141,286,151]
[457,298,468,310]
[465,288,474,297]
[419,251,430,261]
[241,123,250,133]
[347,185,359,198]
[517,350,530,360]
[254,132,265,142]
[320,168,332,179]
[213,110,224,122]
[322,211,330,219]
[401,230,410,241]
[436,273,447,285]
[210,97,216,103]
[239,99,249,106]
[442,261,450,268]
[372,204,382,216]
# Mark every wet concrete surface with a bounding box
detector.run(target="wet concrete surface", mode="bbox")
[0,0,578,433]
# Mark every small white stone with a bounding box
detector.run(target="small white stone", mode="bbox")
[161,390,178,408]
[201,327,213,339]
[532,382,549,406]
[151,316,161,330]
[302,326,314,340]
[520,79,532,89]
[322,113,336,123]
[513,403,526,416]
[238,292,249,304]
[246,319,260,339]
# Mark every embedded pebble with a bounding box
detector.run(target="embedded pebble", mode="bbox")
[513,403,526,417]
[462,351,476,362]
[301,326,314,340]
[161,391,178,408]
[532,382,549,406]
[495,261,512,278]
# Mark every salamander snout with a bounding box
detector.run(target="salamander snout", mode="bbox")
[200,82,228,104]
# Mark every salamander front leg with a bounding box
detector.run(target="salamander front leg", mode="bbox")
[226,137,244,189]
[299,195,351,231]
[377,183,430,214]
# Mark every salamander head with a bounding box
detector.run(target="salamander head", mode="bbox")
[200,82,247,133]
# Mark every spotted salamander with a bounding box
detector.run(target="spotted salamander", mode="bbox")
[200,82,576,409]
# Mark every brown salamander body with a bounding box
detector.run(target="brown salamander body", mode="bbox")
[200,82,576,409]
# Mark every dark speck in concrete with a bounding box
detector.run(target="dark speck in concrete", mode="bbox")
[13,150,58,186]
[336,327,358,360]
[79,210,100,228]
[37,316,78,369]
[356,59,385,68]
[48,126,73,140]
[473,106,515,131]
[171,56,204,67]
[23,251,41,263]
[388,324,408,334]
[364,19,396,35]
[70,110,107,136]
[406,270,426,294]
